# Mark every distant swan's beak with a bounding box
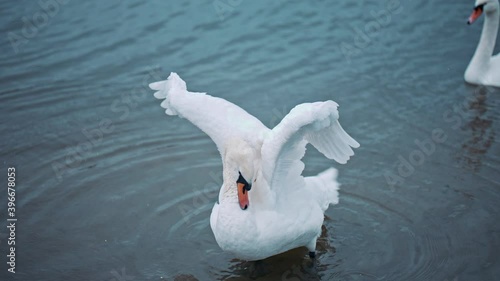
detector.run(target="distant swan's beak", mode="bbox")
[237,182,249,210]
[468,6,483,25]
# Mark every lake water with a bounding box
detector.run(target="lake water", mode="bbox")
[1,0,499,280]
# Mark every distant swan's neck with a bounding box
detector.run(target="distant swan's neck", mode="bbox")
[471,8,499,69]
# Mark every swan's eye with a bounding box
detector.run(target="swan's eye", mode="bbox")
[475,4,485,11]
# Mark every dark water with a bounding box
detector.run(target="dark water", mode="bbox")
[1,0,499,280]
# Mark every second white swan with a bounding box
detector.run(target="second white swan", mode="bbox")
[465,0,500,87]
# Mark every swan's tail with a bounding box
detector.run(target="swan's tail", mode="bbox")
[312,167,340,212]
[149,72,187,116]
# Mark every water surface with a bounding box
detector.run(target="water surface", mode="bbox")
[0,0,499,280]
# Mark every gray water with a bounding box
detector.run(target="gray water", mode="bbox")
[1,0,499,280]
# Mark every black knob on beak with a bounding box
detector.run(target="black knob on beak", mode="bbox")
[237,172,252,191]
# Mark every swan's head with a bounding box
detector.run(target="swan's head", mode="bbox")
[223,139,256,210]
[468,0,499,24]
[236,171,252,210]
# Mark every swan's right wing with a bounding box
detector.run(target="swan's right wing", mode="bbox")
[150,73,270,156]
[261,101,359,192]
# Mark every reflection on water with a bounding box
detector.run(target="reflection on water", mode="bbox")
[0,0,499,280]
[458,86,495,171]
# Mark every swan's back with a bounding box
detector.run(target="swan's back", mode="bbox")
[486,55,500,86]
[304,168,340,212]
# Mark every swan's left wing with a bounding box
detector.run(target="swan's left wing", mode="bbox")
[261,101,359,192]
[150,73,269,157]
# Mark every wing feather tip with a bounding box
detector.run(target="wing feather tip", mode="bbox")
[153,91,166,99]
[351,140,360,148]
[149,80,166,91]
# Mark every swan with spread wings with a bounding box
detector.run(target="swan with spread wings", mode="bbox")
[150,73,359,261]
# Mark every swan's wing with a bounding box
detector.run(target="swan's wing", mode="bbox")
[150,73,269,156]
[261,101,359,191]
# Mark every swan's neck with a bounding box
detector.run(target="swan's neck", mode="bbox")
[219,163,238,204]
[471,7,499,69]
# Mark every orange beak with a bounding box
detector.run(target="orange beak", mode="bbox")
[237,182,249,210]
[468,6,483,25]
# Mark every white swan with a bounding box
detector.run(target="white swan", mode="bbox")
[150,73,359,261]
[465,0,500,87]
